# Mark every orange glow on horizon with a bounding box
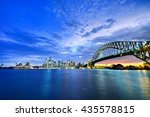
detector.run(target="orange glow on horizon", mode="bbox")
[95,55,144,66]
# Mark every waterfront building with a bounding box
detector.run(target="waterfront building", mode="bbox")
[43,57,77,69]
[57,61,61,68]
[15,62,32,69]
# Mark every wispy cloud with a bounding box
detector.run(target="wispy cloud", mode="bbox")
[93,22,150,43]
[0,37,19,43]
[0,28,61,50]
[82,18,116,37]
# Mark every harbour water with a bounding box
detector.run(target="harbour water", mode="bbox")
[0,69,150,100]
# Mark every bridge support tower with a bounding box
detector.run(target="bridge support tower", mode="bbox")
[87,61,95,69]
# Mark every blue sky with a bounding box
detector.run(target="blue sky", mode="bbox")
[0,0,150,66]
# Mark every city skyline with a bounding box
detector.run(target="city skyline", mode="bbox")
[0,0,150,66]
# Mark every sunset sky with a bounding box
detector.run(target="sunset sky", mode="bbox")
[0,0,150,66]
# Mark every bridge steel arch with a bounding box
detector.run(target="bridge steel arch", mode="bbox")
[88,41,150,68]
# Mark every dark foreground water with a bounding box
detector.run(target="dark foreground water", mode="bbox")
[0,69,150,100]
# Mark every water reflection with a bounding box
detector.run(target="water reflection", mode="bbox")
[42,70,51,99]
[138,70,150,99]
[0,69,150,99]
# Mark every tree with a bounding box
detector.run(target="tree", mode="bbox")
[111,64,124,69]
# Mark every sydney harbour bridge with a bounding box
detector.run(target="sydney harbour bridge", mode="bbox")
[84,41,150,68]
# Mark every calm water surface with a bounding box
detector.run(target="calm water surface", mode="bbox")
[0,69,150,100]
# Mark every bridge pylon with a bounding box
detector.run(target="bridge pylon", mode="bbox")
[87,60,95,69]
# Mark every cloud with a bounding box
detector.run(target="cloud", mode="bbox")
[0,28,61,50]
[1,29,35,43]
[0,37,19,43]
[82,18,116,37]
[117,0,128,5]
[92,22,150,45]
